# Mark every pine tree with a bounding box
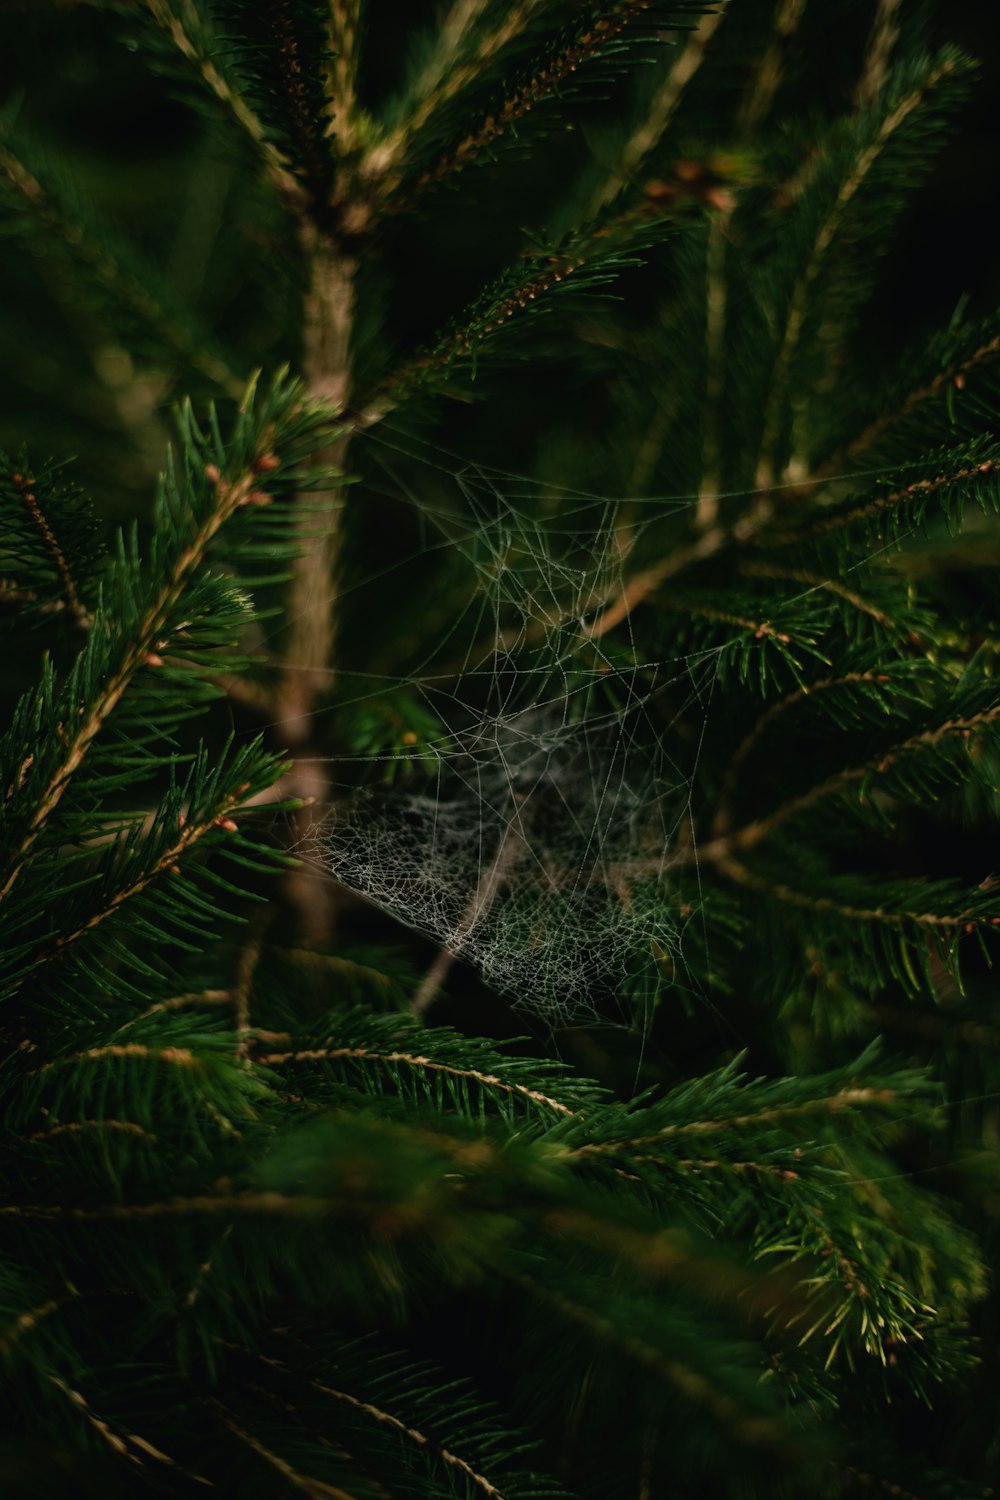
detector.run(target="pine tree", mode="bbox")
[2,2,999,1495]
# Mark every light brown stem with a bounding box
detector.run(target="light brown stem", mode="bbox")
[277,232,357,944]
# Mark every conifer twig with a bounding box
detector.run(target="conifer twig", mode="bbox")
[278,237,356,944]
[694,700,1000,863]
[755,54,959,487]
[141,0,307,215]
[738,0,806,135]
[257,1040,576,1116]
[772,456,998,543]
[796,329,1000,495]
[708,852,979,932]
[587,4,728,216]
[214,1408,357,1499]
[855,0,904,108]
[0,138,244,399]
[380,0,659,216]
[7,469,92,630]
[568,1084,901,1154]
[712,670,897,835]
[0,462,264,905]
[367,0,547,180]
[220,1341,508,1500]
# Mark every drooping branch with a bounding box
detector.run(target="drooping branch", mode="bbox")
[257,1039,577,1117]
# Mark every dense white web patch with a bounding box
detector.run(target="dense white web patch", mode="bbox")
[289,423,726,1026]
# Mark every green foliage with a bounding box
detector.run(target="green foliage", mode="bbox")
[2,3,1000,1498]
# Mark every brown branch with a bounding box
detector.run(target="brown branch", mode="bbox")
[0,1296,69,1360]
[515,1274,783,1447]
[115,988,233,1031]
[568,1084,900,1157]
[582,520,728,638]
[738,0,806,135]
[0,579,64,614]
[30,1041,200,1076]
[587,453,998,642]
[277,234,355,945]
[223,1342,507,1500]
[712,671,897,836]
[855,0,904,108]
[268,1,335,214]
[327,0,364,152]
[364,248,589,420]
[27,1118,157,1143]
[215,1408,358,1499]
[0,1191,377,1220]
[800,330,1000,495]
[772,458,999,545]
[738,562,895,629]
[257,1042,577,1117]
[710,850,976,933]
[46,798,250,957]
[305,1378,506,1500]
[49,1376,199,1478]
[692,701,1000,863]
[8,469,92,629]
[412,814,526,1015]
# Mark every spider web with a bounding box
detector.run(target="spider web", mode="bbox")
[291,421,727,1028]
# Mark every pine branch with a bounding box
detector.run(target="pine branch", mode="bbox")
[769,453,1000,546]
[738,0,805,135]
[214,1407,357,1500]
[138,0,308,214]
[255,1009,600,1121]
[377,1,677,218]
[587,6,727,215]
[363,226,667,419]
[514,1272,789,1451]
[712,669,909,835]
[370,0,547,176]
[802,323,1000,493]
[696,699,1000,863]
[212,0,337,221]
[0,132,245,399]
[755,50,970,487]
[0,455,103,630]
[0,374,336,911]
[855,0,904,108]
[243,1348,510,1500]
[709,854,983,935]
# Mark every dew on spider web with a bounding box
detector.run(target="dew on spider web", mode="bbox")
[283,421,722,1027]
